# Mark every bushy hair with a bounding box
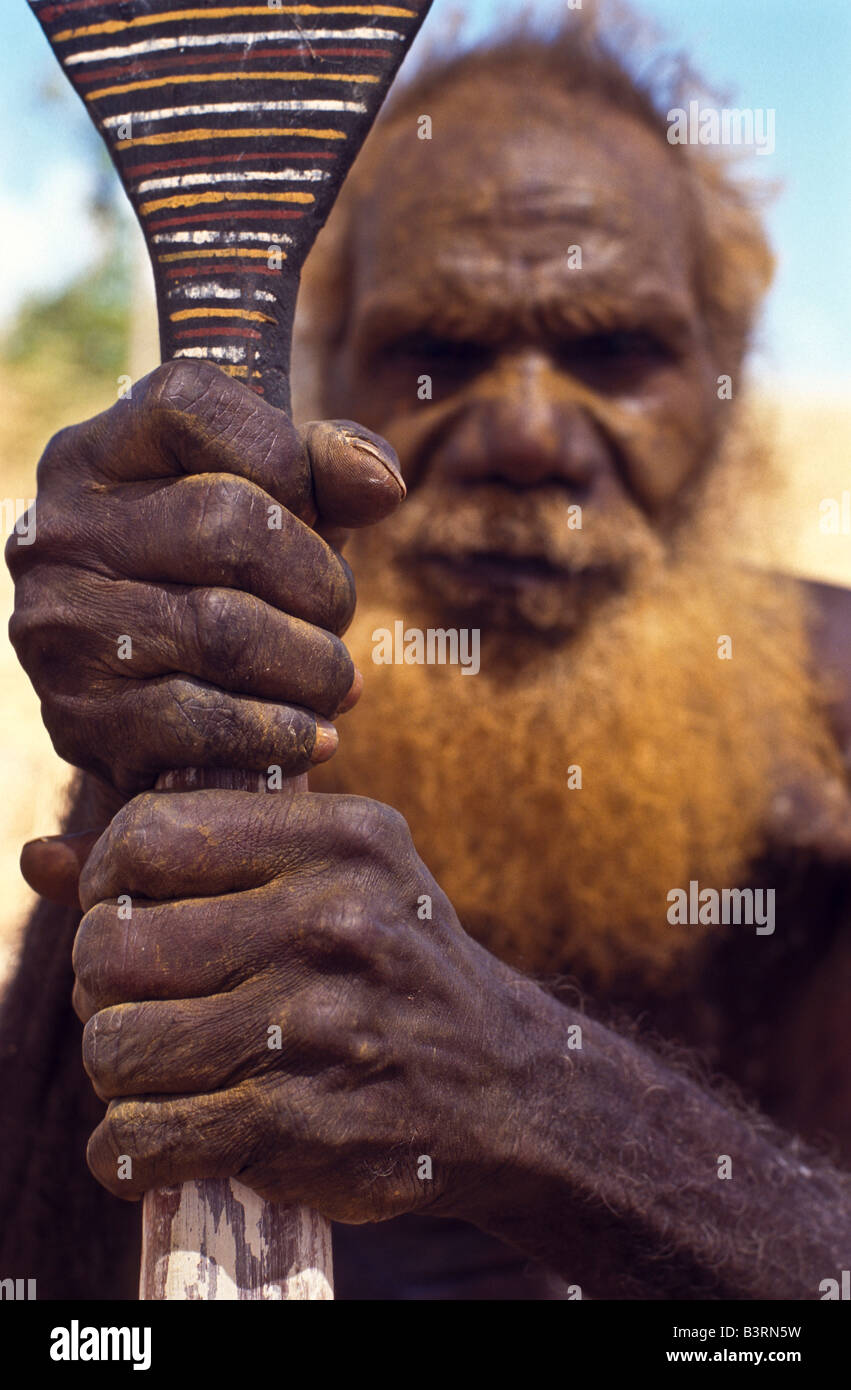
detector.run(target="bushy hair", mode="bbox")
[294,1,775,414]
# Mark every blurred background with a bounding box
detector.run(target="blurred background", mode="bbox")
[0,0,849,979]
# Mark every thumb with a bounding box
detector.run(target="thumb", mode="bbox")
[21,829,105,910]
[302,420,406,531]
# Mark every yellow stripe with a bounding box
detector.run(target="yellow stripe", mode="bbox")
[88,71,378,101]
[218,364,248,378]
[170,308,275,323]
[118,126,345,149]
[56,7,416,41]
[159,248,286,263]
[141,190,314,214]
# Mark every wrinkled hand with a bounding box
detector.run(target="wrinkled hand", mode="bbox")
[72,789,535,1225]
[6,359,403,798]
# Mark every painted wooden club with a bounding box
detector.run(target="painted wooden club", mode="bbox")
[28,0,433,1300]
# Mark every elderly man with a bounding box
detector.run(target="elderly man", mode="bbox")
[2,22,850,1300]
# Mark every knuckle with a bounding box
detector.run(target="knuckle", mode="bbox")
[97,1098,146,1167]
[7,603,35,658]
[107,791,164,870]
[165,676,250,764]
[344,1025,386,1072]
[313,892,382,966]
[323,892,372,939]
[183,473,262,581]
[146,357,223,415]
[35,424,79,487]
[290,980,384,1070]
[5,499,74,579]
[3,512,35,572]
[83,1007,126,1094]
[185,586,258,679]
[330,796,410,859]
[9,587,88,670]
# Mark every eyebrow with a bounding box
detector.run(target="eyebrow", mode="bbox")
[543,289,697,351]
[352,282,697,358]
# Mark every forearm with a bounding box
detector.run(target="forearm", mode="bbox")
[466,982,850,1300]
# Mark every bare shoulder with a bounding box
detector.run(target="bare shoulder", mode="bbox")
[797,576,851,754]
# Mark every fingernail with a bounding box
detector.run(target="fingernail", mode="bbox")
[311,718,339,763]
[336,668,363,715]
[342,430,407,499]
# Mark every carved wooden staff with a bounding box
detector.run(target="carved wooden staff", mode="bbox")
[29,0,432,1300]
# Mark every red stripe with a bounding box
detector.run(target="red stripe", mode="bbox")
[174,326,263,340]
[40,0,123,19]
[128,151,336,177]
[146,209,305,228]
[76,49,390,83]
[165,264,284,280]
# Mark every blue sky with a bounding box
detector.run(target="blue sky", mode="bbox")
[1,0,848,394]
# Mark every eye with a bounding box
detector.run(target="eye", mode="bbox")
[371,333,492,397]
[555,329,674,390]
[580,331,670,362]
[386,333,490,368]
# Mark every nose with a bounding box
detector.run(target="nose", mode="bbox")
[433,350,616,494]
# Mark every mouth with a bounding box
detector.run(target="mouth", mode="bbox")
[404,550,625,632]
[412,550,619,591]
[418,550,563,585]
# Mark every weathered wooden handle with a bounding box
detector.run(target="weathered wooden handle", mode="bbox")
[141,1160,333,1301]
[144,768,332,1301]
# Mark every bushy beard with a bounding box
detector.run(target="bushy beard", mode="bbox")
[298,260,840,991]
[313,534,841,994]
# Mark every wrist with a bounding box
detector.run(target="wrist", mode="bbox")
[444,965,581,1229]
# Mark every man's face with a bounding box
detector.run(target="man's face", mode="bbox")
[329,81,723,635]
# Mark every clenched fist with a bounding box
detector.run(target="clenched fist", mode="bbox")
[72,789,543,1226]
[6,359,404,797]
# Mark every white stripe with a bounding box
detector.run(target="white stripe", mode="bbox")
[175,346,246,363]
[153,230,294,245]
[104,99,365,128]
[63,30,403,65]
[171,284,242,300]
[137,168,329,193]
[254,290,276,302]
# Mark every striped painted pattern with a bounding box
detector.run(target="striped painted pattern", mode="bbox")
[30,0,430,404]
